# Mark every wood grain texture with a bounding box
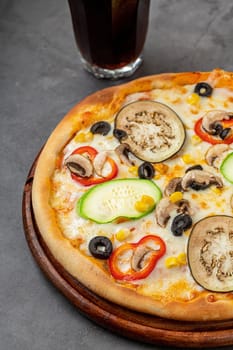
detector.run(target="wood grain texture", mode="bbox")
[22,156,233,348]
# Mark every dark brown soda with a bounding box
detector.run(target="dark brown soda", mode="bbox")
[68,0,150,69]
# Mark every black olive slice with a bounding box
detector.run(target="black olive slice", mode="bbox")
[194,82,213,97]
[187,215,233,292]
[90,121,111,136]
[113,128,127,141]
[114,101,186,163]
[212,123,223,136]
[220,127,231,140]
[88,236,113,259]
[171,214,192,236]
[138,162,155,179]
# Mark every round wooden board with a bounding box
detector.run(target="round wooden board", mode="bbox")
[22,155,233,348]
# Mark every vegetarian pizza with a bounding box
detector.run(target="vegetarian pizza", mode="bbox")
[32,69,233,321]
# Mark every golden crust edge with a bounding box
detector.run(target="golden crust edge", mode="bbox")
[32,69,233,321]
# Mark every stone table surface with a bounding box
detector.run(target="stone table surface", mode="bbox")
[1,0,233,349]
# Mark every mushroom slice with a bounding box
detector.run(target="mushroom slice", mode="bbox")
[181,169,223,191]
[187,215,233,292]
[155,197,193,227]
[231,194,233,210]
[114,100,186,163]
[93,151,108,177]
[164,177,183,196]
[131,245,153,271]
[65,154,93,178]
[115,143,135,166]
[155,197,177,227]
[177,199,194,216]
[202,110,231,134]
[205,144,229,167]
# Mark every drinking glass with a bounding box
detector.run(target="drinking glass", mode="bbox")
[67,0,151,79]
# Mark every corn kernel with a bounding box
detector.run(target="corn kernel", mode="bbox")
[169,191,183,203]
[128,166,138,176]
[154,163,169,174]
[211,187,222,195]
[135,195,155,212]
[176,252,187,265]
[165,257,178,268]
[191,134,202,145]
[186,93,200,106]
[115,229,131,242]
[75,132,93,143]
[182,154,194,164]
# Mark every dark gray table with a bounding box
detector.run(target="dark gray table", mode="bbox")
[1,1,233,349]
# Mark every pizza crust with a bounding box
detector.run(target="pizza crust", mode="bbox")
[32,69,233,321]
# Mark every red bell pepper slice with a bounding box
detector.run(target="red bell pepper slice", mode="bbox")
[70,146,118,186]
[194,118,233,145]
[108,235,166,281]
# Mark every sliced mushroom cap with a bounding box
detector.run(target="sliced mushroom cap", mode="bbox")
[155,197,194,227]
[115,143,135,166]
[177,199,194,216]
[164,177,183,196]
[115,101,186,163]
[202,110,231,134]
[65,154,93,178]
[181,169,223,190]
[93,151,108,177]
[131,245,152,271]
[155,197,176,227]
[205,144,229,167]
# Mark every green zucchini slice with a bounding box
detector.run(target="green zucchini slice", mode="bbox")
[220,151,233,184]
[77,178,162,223]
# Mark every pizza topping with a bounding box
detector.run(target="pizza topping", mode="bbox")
[171,214,193,236]
[205,144,229,167]
[113,128,127,141]
[108,235,166,281]
[114,100,186,163]
[194,82,213,97]
[164,177,183,196]
[195,111,233,144]
[220,152,233,184]
[220,127,232,140]
[77,179,162,223]
[88,236,113,259]
[155,197,192,228]
[115,143,135,166]
[69,146,118,186]
[138,162,155,179]
[185,164,203,173]
[134,195,155,212]
[202,110,231,135]
[187,215,233,292]
[181,169,223,191]
[65,154,93,177]
[93,151,108,177]
[90,121,111,136]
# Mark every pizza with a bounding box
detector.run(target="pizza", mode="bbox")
[32,69,233,321]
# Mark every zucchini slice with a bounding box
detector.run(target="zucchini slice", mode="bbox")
[187,215,233,292]
[77,178,162,223]
[114,100,186,163]
[220,151,233,184]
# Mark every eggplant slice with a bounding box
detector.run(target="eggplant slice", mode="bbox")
[114,101,186,163]
[187,215,233,292]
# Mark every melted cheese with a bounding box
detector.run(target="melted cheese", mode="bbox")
[50,84,233,301]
